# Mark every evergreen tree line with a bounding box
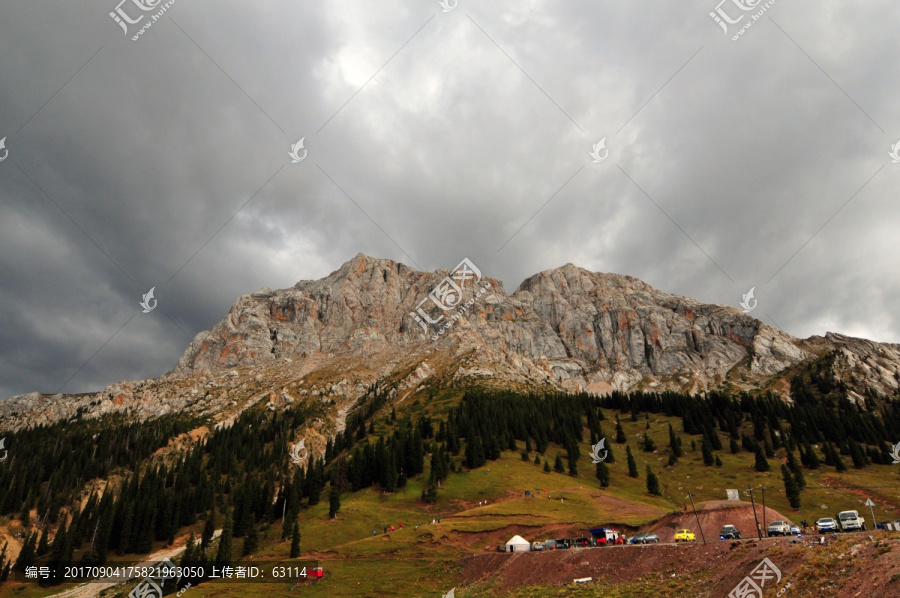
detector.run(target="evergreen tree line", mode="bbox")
[0,414,201,522]
[599,386,900,464]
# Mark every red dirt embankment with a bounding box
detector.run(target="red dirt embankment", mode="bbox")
[460,534,900,596]
[645,500,793,542]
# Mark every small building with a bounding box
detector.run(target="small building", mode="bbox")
[505,535,531,553]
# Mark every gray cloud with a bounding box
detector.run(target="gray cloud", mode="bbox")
[1,0,898,398]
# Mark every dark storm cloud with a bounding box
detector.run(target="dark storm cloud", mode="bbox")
[1,0,898,398]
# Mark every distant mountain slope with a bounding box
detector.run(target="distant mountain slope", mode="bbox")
[2,254,898,433]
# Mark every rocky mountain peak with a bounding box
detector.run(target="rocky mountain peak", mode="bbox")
[174,255,812,393]
[4,256,900,434]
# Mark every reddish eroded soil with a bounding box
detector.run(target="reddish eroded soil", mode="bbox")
[460,533,900,596]
[645,500,794,542]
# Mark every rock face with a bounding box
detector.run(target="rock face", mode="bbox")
[175,254,813,390]
[2,254,898,434]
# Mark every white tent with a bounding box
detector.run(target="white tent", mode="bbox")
[505,535,531,553]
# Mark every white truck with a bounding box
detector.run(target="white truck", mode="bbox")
[837,510,866,532]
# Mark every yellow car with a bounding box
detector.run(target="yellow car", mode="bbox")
[674,529,696,542]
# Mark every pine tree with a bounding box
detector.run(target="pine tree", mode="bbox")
[786,450,806,490]
[715,455,723,467]
[37,527,49,557]
[553,454,565,473]
[668,424,683,459]
[596,461,610,488]
[730,437,740,454]
[543,460,551,472]
[183,532,197,565]
[646,466,661,496]
[290,522,301,558]
[615,418,626,444]
[781,464,801,509]
[309,461,325,502]
[702,437,714,466]
[642,434,656,452]
[215,511,233,568]
[242,524,258,556]
[754,448,770,472]
[534,454,541,465]
[804,443,821,469]
[328,485,341,519]
[764,437,775,458]
[421,482,438,504]
[849,439,867,469]
[201,511,215,552]
[834,451,848,472]
[626,446,639,478]
[14,531,36,571]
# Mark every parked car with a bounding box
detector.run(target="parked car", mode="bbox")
[531,541,544,551]
[789,524,801,535]
[629,532,660,544]
[837,510,866,532]
[766,521,791,536]
[719,525,742,540]
[674,529,696,542]
[816,517,838,533]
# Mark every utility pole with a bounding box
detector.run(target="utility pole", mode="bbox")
[761,486,767,531]
[687,492,707,544]
[748,486,762,539]
[866,499,877,529]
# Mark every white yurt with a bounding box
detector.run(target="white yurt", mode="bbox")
[505,535,531,553]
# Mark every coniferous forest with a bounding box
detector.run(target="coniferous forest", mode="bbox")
[2,373,900,586]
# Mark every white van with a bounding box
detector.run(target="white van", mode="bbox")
[837,510,865,532]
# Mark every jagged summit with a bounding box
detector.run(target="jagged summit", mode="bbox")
[174,254,807,385]
[2,256,898,433]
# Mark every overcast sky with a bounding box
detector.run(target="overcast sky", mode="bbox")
[1,0,899,399]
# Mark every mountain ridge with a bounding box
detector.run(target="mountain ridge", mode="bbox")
[2,254,899,435]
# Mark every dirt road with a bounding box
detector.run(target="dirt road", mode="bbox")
[48,530,221,598]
